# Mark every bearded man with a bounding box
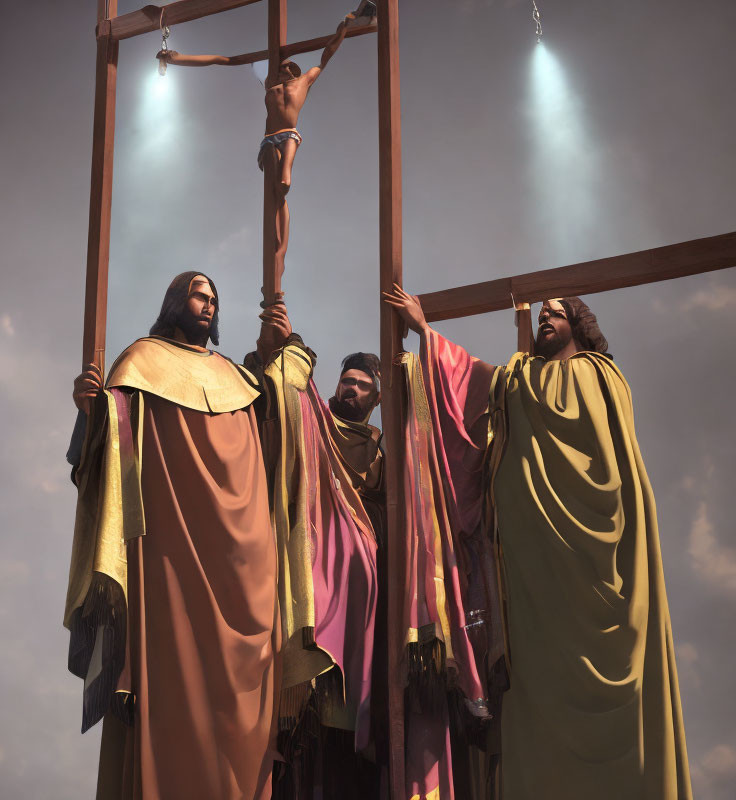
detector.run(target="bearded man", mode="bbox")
[384,286,692,800]
[66,272,287,800]
[247,336,386,800]
[328,352,385,545]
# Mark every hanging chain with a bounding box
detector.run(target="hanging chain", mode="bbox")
[532,0,543,43]
[160,8,171,52]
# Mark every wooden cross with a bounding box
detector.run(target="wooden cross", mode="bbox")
[81,2,734,798]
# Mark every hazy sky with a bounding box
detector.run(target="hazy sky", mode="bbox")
[1,0,735,797]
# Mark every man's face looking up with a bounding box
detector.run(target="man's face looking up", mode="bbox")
[535,299,573,360]
[333,369,379,422]
[177,276,216,345]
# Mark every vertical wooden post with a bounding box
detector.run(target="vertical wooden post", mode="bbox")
[82,0,118,372]
[515,302,534,353]
[377,1,405,797]
[262,0,287,306]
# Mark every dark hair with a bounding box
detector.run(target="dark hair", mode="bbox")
[341,352,381,390]
[559,296,608,354]
[280,59,302,78]
[149,271,220,346]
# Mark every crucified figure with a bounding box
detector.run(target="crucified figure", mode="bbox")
[157,2,376,304]
[157,2,376,195]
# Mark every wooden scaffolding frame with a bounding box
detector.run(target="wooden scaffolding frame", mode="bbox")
[82,2,736,797]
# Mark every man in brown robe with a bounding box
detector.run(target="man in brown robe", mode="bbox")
[66,272,288,800]
[327,352,385,546]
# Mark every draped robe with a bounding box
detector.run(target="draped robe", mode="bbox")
[64,337,279,800]
[418,330,692,799]
[258,342,378,744]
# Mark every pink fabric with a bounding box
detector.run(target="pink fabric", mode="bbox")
[419,330,504,671]
[300,381,378,751]
[402,330,502,799]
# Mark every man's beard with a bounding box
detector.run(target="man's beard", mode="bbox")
[177,309,211,345]
[535,330,563,359]
[329,394,368,422]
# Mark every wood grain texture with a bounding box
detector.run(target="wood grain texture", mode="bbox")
[377,2,406,798]
[83,1,119,372]
[419,232,736,322]
[260,0,286,306]
[109,0,262,40]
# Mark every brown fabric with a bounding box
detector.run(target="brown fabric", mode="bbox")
[329,413,386,545]
[98,395,278,800]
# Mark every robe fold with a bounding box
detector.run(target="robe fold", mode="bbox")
[65,337,279,800]
[418,329,691,799]
[260,342,378,752]
[399,336,505,800]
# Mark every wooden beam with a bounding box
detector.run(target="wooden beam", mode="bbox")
[261,0,287,306]
[266,0,286,80]
[377,2,406,798]
[109,0,261,41]
[515,303,534,354]
[281,22,376,59]
[419,231,736,323]
[179,22,377,68]
[83,1,119,372]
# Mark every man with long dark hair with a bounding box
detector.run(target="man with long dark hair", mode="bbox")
[383,286,692,800]
[66,272,288,800]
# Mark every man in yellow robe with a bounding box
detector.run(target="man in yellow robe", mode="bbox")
[384,286,692,799]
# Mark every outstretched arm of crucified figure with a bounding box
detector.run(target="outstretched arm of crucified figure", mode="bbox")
[303,17,351,87]
[157,50,257,67]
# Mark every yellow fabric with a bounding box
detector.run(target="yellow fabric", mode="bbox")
[106,336,260,413]
[410,788,440,800]
[401,352,455,661]
[64,390,143,627]
[329,413,383,495]
[489,352,691,799]
[264,345,334,688]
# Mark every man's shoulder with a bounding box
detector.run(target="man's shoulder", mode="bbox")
[107,337,261,412]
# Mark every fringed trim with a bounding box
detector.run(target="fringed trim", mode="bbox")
[275,666,348,798]
[406,638,447,714]
[68,573,127,733]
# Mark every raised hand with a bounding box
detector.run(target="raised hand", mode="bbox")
[257,301,293,361]
[382,283,428,338]
[73,363,103,414]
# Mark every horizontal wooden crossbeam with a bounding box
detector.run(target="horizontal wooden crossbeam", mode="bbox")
[178,21,377,65]
[108,0,262,41]
[418,231,736,322]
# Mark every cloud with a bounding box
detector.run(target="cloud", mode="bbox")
[654,284,736,316]
[702,744,736,777]
[207,226,256,273]
[675,642,700,689]
[688,501,736,596]
[693,743,736,796]
[1,314,15,337]
[681,285,736,313]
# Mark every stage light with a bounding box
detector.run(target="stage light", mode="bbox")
[527,44,599,260]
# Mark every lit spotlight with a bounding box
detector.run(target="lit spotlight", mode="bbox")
[138,70,180,156]
[527,44,598,261]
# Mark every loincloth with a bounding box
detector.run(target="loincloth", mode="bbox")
[257,128,302,171]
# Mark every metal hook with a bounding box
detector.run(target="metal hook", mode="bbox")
[532,0,543,43]
[160,7,171,50]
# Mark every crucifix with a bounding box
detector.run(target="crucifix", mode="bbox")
[80,2,735,797]
[156,1,377,305]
